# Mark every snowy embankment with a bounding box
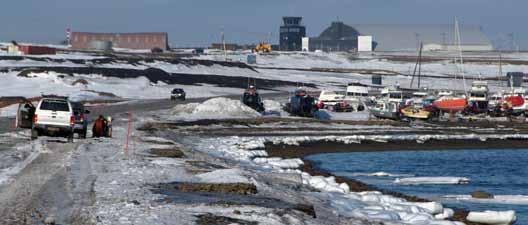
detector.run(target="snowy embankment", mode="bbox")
[188,131,526,225]
[193,136,467,225]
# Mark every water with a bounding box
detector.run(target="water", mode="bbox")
[307,149,528,224]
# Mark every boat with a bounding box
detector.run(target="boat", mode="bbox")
[400,106,431,120]
[503,88,526,115]
[467,81,489,114]
[488,93,503,109]
[433,96,467,113]
[370,100,401,120]
[317,90,346,110]
[343,82,369,111]
[433,17,468,114]
[380,86,403,103]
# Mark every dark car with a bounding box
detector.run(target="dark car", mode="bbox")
[171,88,186,101]
[71,102,90,138]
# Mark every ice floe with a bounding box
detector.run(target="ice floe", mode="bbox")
[466,210,517,225]
[443,195,528,205]
[395,177,470,185]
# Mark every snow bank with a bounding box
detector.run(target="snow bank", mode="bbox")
[195,168,251,184]
[395,177,470,185]
[443,195,528,205]
[466,210,517,225]
[435,208,455,220]
[171,97,261,120]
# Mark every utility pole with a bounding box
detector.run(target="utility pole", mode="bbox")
[221,27,227,61]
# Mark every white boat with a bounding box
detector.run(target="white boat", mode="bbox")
[467,81,489,112]
[381,86,403,104]
[488,93,503,109]
[317,90,345,106]
[343,82,369,111]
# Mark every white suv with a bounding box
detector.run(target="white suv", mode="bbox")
[31,97,75,142]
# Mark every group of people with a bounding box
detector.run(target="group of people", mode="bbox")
[92,115,112,138]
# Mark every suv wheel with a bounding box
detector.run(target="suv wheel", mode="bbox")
[31,129,38,140]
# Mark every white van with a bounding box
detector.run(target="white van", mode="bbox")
[31,97,75,142]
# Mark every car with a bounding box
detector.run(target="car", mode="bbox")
[170,88,186,101]
[31,97,75,142]
[71,102,90,139]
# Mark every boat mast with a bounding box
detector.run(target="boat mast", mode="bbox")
[410,42,423,89]
[454,17,468,97]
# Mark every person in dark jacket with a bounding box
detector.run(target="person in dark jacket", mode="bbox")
[242,86,265,112]
[92,115,106,138]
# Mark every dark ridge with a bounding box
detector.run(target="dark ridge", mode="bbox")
[13,67,316,90]
[0,55,257,72]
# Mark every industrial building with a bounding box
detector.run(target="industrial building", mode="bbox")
[302,21,493,52]
[280,17,306,51]
[70,32,168,51]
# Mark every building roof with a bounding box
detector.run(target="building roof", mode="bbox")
[71,32,168,36]
[349,24,492,51]
[318,22,359,40]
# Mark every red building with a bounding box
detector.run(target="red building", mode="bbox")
[70,32,168,50]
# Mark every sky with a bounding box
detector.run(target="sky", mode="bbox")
[1,0,526,50]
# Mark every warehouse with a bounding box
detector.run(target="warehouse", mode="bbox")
[303,21,493,52]
[70,32,168,51]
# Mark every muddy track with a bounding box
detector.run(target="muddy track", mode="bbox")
[0,141,89,225]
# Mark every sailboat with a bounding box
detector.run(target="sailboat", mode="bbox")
[433,17,468,113]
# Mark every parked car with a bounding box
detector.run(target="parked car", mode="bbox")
[71,102,90,139]
[171,88,186,100]
[31,97,75,142]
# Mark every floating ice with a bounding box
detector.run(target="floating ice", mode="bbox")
[466,210,517,225]
[443,195,528,205]
[395,177,470,185]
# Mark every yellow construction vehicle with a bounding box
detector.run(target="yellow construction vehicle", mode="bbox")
[252,43,272,53]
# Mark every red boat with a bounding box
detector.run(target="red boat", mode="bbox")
[504,95,524,107]
[433,96,467,113]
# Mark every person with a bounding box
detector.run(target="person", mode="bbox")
[242,86,265,112]
[92,115,106,138]
[105,116,113,138]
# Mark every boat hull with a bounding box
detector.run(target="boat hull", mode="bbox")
[433,97,467,113]
[401,107,431,119]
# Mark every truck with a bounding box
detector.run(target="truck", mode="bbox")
[31,97,75,142]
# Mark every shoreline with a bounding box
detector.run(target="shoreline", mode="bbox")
[266,139,528,225]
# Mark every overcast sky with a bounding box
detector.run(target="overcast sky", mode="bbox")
[1,0,526,49]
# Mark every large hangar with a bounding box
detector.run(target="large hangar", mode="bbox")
[303,21,493,52]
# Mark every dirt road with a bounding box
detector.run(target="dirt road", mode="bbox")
[0,92,288,224]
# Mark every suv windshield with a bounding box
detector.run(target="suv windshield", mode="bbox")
[40,101,70,112]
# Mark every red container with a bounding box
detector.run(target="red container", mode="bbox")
[18,45,56,55]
